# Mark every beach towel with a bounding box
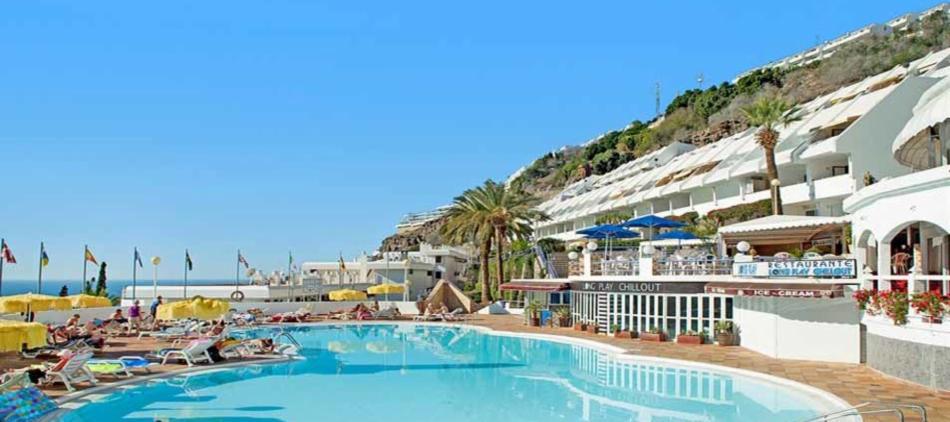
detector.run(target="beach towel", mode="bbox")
[0,386,58,422]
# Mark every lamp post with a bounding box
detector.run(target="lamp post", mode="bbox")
[150,256,161,299]
[770,178,782,215]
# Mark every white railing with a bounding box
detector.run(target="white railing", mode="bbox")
[599,259,639,276]
[860,274,950,294]
[655,258,734,276]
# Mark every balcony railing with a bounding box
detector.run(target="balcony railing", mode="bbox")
[655,258,734,276]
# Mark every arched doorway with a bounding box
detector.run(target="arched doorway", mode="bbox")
[880,220,950,294]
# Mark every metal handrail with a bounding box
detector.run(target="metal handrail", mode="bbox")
[273,331,301,348]
[802,401,927,422]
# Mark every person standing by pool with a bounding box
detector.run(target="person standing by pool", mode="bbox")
[128,300,142,335]
[149,296,163,329]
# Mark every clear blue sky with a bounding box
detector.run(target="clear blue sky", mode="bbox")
[0,1,936,280]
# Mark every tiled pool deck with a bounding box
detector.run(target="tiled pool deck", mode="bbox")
[3,316,946,421]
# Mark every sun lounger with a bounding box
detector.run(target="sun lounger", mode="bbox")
[0,386,59,422]
[0,372,32,393]
[42,351,98,391]
[440,308,468,322]
[87,356,157,377]
[150,339,216,367]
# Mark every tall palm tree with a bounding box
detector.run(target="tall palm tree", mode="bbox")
[478,181,548,297]
[741,96,801,215]
[442,184,495,304]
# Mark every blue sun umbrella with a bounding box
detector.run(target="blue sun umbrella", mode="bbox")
[621,215,686,240]
[576,224,639,259]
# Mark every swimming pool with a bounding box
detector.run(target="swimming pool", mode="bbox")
[60,323,847,421]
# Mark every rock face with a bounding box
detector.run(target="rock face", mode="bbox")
[687,119,749,146]
[379,216,447,252]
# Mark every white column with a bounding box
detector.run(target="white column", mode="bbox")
[877,243,892,291]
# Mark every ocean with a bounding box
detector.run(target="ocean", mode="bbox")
[0,279,241,297]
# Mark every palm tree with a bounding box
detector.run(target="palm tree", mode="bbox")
[478,181,548,297]
[741,96,801,215]
[442,184,495,304]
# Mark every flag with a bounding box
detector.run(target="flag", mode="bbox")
[1,240,15,264]
[185,250,193,271]
[40,247,49,267]
[238,251,249,269]
[84,247,98,266]
[338,253,346,271]
[134,248,143,268]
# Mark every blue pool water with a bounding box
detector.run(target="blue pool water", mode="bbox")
[61,324,841,421]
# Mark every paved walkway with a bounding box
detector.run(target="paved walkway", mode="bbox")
[464,314,950,422]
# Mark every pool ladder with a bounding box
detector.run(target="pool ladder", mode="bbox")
[273,330,301,348]
[802,402,928,422]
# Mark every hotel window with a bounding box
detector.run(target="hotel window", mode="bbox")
[435,271,442,279]
[435,256,442,264]
[426,271,433,277]
[549,293,561,305]
[831,165,849,176]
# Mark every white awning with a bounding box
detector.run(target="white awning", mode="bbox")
[719,215,851,234]
[893,76,950,168]
[718,215,851,246]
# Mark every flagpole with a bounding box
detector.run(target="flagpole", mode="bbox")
[235,249,240,289]
[82,244,88,293]
[287,250,293,303]
[183,249,188,299]
[132,247,138,301]
[37,242,44,294]
[0,239,5,297]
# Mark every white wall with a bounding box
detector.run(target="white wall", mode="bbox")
[735,297,861,364]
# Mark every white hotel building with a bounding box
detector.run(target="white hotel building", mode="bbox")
[516,48,950,390]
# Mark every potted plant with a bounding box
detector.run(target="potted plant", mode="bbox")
[911,291,946,324]
[676,330,705,345]
[573,321,587,331]
[715,321,738,346]
[852,288,875,311]
[639,326,666,342]
[525,301,542,327]
[554,307,572,327]
[878,290,909,326]
[586,323,599,334]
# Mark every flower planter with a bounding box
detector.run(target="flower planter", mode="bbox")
[676,335,703,345]
[716,333,737,346]
[924,316,943,324]
[586,325,599,335]
[573,323,587,331]
[639,332,666,342]
[558,317,571,327]
[613,331,633,339]
[528,317,541,327]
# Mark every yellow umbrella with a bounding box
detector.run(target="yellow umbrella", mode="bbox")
[0,320,47,352]
[328,289,367,301]
[190,296,230,320]
[68,294,113,309]
[0,294,72,313]
[156,296,230,321]
[367,283,405,295]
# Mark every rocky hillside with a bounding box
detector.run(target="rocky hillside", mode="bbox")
[382,13,950,251]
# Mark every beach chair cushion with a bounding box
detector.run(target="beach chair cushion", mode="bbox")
[0,386,58,422]
[86,362,125,375]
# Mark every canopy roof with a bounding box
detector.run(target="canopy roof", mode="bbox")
[718,215,850,246]
[622,215,685,229]
[894,76,950,169]
[653,230,699,241]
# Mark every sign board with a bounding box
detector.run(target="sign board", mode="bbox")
[705,283,843,298]
[570,281,706,294]
[732,259,856,278]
